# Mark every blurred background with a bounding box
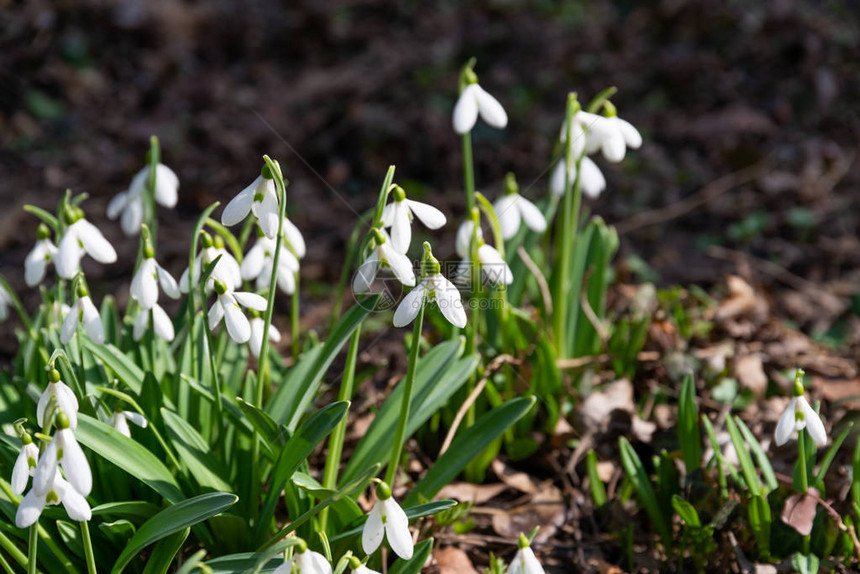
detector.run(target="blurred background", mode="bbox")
[1,0,859,341]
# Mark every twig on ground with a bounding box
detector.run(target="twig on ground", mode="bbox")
[517,245,553,316]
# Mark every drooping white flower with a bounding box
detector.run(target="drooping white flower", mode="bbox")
[493,193,546,240]
[56,214,117,279]
[107,163,180,236]
[11,436,39,496]
[33,417,91,497]
[111,411,148,438]
[455,220,482,259]
[208,280,268,344]
[61,291,104,345]
[37,372,79,429]
[249,317,281,359]
[394,248,466,330]
[283,217,307,259]
[352,230,415,293]
[362,490,413,560]
[222,171,281,238]
[549,156,606,199]
[775,396,827,447]
[0,285,11,322]
[453,81,508,134]
[241,235,300,295]
[131,256,180,310]
[585,108,642,163]
[16,474,91,528]
[179,237,242,293]
[351,566,380,574]
[509,544,545,574]
[25,225,57,287]
[272,548,332,574]
[133,304,175,342]
[456,244,513,287]
[380,185,447,254]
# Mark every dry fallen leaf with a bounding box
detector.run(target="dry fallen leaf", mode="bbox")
[435,546,479,574]
[573,378,634,434]
[437,482,507,505]
[491,482,566,541]
[491,460,537,494]
[735,354,768,397]
[781,488,819,536]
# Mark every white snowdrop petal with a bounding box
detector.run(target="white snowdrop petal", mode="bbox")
[279,246,301,272]
[452,84,480,134]
[154,164,179,208]
[15,490,46,528]
[152,304,175,341]
[81,297,104,344]
[353,252,380,293]
[385,247,416,287]
[133,309,149,341]
[272,561,293,574]
[406,200,446,229]
[233,291,269,312]
[276,266,296,295]
[132,259,159,309]
[107,190,130,220]
[549,161,567,197]
[601,133,627,163]
[361,501,385,556]
[76,220,118,263]
[478,244,513,285]
[389,201,412,254]
[775,397,797,446]
[208,300,225,329]
[517,195,547,233]
[123,411,148,429]
[113,413,131,437]
[59,429,91,495]
[474,84,508,129]
[283,218,307,258]
[355,566,381,574]
[393,282,426,327]
[12,449,31,495]
[223,300,251,343]
[56,233,85,279]
[618,118,642,149]
[384,498,413,560]
[381,203,395,228]
[799,396,827,446]
[221,181,256,226]
[241,243,267,281]
[254,186,280,239]
[456,220,481,259]
[25,241,52,287]
[434,275,467,328]
[305,551,333,574]
[36,388,51,429]
[60,303,79,344]
[249,319,264,359]
[121,198,144,236]
[580,156,606,198]
[493,195,521,240]
[217,252,243,289]
[59,482,91,522]
[33,440,58,496]
[521,547,545,574]
[157,264,181,299]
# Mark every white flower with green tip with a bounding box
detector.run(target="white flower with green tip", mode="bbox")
[394,244,465,329]
[493,174,546,240]
[221,167,281,239]
[208,279,269,344]
[25,224,57,286]
[381,185,446,254]
[33,411,91,497]
[37,370,79,429]
[362,482,413,560]
[453,73,508,134]
[272,541,331,574]
[56,208,117,279]
[111,411,148,438]
[180,234,242,293]
[11,434,39,496]
[107,163,179,236]
[61,285,104,344]
[352,229,415,293]
[249,317,281,359]
[775,371,827,447]
[509,534,545,574]
[16,474,91,528]
[241,235,300,295]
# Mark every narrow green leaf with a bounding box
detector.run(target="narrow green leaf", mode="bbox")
[618,437,672,550]
[735,417,777,493]
[255,401,349,543]
[161,408,233,493]
[586,451,607,507]
[748,493,771,560]
[237,397,288,450]
[678,373,702,472]
[405,397,535,505]
[80,339,144,394]
[76,414,184,503]
[23,204,59,229]
[814,422,853,489]
[671,495,701,528]
[91,501,160,521]
[725,416,761,496]
[141,527,190,574]
[111,492,238,574]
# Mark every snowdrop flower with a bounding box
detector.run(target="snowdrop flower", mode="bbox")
[362,482,413,560]
[56,208,117,279]
[111,411,148,438]
[353,229,415,293]
[381,185,446,254]
[61,284,104,344]
[775,369,827,447]
[493,174,547,240]
[509,534,545,574]
[452,67,508,134]
[272,541,332,574]
[180,233,242,293]
[394,243,465,328]
[585,102,641,163]
[11,433,39,496]
[249,317,281,359]
[33,411,91,497]
[133,304,175,342]
[130,240,181,309]
[346,556,380,574]
[37,369,79,429]
[0,285,11,322]
[549,156,606,199]
[208,279,268,344]
[455,219,482,259]
[16,474,91,528]
[241,234,300,295]
[25,224,57,286]
[222,167,281,238]
[107,162,179,236]
[283,217,307,259]
[454,217,512,286]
